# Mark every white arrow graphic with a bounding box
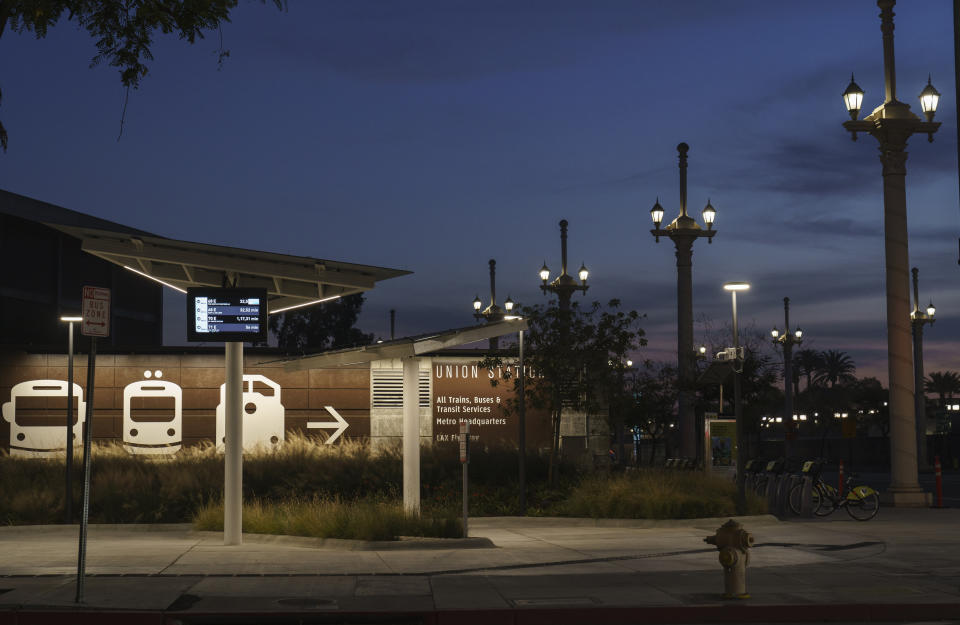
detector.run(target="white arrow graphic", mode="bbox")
[307,405,349,444]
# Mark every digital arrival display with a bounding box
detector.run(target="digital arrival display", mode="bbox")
[186,287,268,342]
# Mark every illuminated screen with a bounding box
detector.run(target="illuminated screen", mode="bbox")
[186,288,268,343]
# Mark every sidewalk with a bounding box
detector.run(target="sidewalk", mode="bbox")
[1,508,959,624]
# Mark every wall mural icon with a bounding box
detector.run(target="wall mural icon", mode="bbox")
[123,370,183,455]
[215,374,285,452]
[3,371,352,455]
[1,380,87,458]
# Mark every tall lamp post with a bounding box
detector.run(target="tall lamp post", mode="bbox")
[539,219,589,313]
[472,259,514,350]
[910,267,935,468]
[650,143,717,461]
[770,297,803,458]
[842,0,940,506]
[723,282,749,514]
[472,258,526,512]
[539,219,589,467]
[60,314,82,524]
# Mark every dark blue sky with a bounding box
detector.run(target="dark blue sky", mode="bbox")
[1,1,958,381]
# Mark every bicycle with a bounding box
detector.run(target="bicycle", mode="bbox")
[789,467,880,521]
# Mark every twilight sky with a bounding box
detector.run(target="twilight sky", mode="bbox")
[1,0,958,382]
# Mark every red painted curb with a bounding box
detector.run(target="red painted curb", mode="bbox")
[3,603,960,625]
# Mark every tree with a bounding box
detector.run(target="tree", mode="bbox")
[629,361,678,465]
[794,349,823,393]
[0,0,284,151]
[925,371,960,407]
[268,294,373,354]
[480,299,645,484]
[813,350,857,388]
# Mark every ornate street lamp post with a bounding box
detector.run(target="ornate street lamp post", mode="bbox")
[539,219,589,473]
[770,297,803,458]
[539,219,589,313]
[842,0,940,506]
[472,259,514,350]
[650,143,717,461]
[910,267,935,468]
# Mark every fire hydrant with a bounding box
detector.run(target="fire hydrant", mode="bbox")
[703,519,754,599]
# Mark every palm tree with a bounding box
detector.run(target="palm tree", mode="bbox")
[924,371,960,407]
[813,350,856,388]
[794,349,824,392]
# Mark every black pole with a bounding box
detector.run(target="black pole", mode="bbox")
[955,0,960,264]
[75,336,96,603]
[732,292,746,515]
[65,322,74,524]
[390,309,395,341]
[518,329,526,514]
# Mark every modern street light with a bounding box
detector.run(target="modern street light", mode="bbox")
[650,143,717,461]
[842,0,939,506]
[770,297,803,458]
[723,281,749,514]
[60,314,82,524]
[472,259,514,349]
[910,267,935,468]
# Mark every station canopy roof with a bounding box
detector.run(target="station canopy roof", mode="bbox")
[282,319,529,370]
[48,223,411,313]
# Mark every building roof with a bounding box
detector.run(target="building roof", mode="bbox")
[0,189,157,237]
[2,188,411,312]
[281,319,529,370]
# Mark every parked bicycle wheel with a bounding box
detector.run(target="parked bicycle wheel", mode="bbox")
[813,483,835,517]
[788,481,804,515]
[845,486,880,521]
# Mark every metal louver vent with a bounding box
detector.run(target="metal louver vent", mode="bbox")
[372,369,430,408]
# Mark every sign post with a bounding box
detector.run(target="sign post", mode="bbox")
[460,421,470,538]
[76,286,109,603]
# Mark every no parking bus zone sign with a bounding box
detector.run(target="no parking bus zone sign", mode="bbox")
[81,286,110,338]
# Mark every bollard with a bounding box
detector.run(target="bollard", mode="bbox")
[704,519,754,599]
[838,459,844,497]
[934,456,943,509]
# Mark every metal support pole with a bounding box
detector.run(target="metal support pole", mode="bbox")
[224,341,243,545]
[911,268,929,468]
[783,298,795,459]
[75,337,96,603]
[731,292,746,515]
[675,236,696,459]
[518,329,526,514]
[65,321,74,524]
[402,356,421,515]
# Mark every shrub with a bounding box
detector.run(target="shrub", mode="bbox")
[557,470,767,519]
[193,497,462,540]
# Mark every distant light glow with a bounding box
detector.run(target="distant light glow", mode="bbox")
[60,316,83,322]
[723,281,750,291]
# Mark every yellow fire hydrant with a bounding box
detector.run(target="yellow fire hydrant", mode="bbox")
[703,519,754,599]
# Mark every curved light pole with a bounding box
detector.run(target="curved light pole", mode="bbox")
[724,281,749,514]
[910,267,935,468]
[650,143,717,461]
[770,297,803,458]
[842,0,940,506]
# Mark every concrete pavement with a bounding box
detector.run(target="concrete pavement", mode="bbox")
[1,508,959,624]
